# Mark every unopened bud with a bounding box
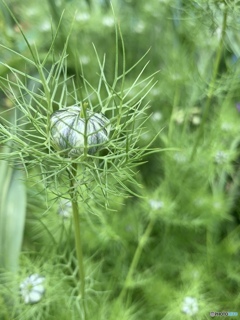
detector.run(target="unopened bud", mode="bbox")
[50,105,110,158]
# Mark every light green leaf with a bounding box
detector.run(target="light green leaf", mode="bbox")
[0,152,26,273]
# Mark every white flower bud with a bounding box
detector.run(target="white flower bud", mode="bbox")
[50,105,110,158]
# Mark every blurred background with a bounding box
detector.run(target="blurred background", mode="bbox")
[1,1,240,319]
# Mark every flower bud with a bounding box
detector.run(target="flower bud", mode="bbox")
[50,105,110,158]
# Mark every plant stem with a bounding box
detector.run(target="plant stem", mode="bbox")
[69,162,87,319]
[190,7,228,161]
[119,218,155,302]
[168,85,180,142]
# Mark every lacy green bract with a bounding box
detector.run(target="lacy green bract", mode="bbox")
[50,106,110,158]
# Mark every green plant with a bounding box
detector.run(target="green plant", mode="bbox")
[0,2,158,319]
[1,1,240,319]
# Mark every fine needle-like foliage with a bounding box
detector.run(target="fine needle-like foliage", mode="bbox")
[0,2,158,319]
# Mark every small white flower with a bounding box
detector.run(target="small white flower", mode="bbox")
[181,296,198,316]
[50,105,110,158]
[151,111,162,122]
[214,150,228,164]
[191,115,201,125]
[25,8,38,17]
[134,21,145,33]
[102,16,115,27]
[149,199,164,210]
[173,109,184,124]
[39,21,51,32]
[79,55,90,65]
[20,274,45,304]
[75,12,90,22]
[58,198,72,219]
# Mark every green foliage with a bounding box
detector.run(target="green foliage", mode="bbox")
[1,0,240,319]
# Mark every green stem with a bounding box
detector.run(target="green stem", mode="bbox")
[69,162,87,320]
[119,218,155,302]
[190,7,228,161]
[206,226,213,269]
[168,85,180,142]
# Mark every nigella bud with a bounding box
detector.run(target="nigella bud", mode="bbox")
[50,105,110,158]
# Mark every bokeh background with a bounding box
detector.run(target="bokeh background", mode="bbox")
[1,1,240,319]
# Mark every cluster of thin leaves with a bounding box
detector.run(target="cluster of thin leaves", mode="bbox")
[0,12,159,205]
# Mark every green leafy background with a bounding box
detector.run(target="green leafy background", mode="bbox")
[1,1,240,319]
